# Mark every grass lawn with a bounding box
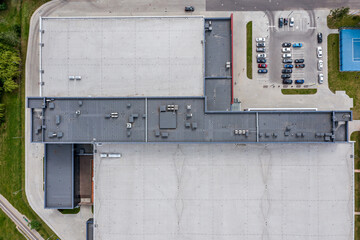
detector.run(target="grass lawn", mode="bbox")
[356,216,360,240]
[246,21,252,79]
[281,89,317,95]
[0,0,58,239]
[327,14,360,29]
[0,210,25,240]
[352,132,360,226]
[327,34,360,119]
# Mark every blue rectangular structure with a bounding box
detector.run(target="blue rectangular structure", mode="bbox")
[340,28,360,71]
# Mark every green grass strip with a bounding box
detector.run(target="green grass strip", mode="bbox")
[246,21,252,79]
[281,89,317,95]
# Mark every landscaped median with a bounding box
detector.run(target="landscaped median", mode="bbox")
[281,89,317,95]
[246,21,252,79]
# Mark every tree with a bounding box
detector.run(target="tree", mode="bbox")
[3,79,17,92]
[29,220,41,230]
[330,7,350,19]
[0,43,20,92]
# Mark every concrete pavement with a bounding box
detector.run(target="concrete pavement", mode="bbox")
[0,194,44,240]
[206,0,360,11]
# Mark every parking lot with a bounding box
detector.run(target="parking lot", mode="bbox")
[254,11,325,88]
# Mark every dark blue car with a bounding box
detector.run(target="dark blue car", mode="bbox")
[295,79,304,84]
[258,69,268,73]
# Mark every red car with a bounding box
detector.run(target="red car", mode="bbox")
[258,64,267,68]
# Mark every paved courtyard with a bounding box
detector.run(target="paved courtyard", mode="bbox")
[94,143,354,240]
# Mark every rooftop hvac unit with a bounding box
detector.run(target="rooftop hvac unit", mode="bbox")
[226,62,231,69]
[108,153,122,158]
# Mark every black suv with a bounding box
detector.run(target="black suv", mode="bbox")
[295,59,304,63]
[282,68,292,73]
[317,32,322,43]
[282,42,291,47]
[283,79,293,84]
[185,6,195,12]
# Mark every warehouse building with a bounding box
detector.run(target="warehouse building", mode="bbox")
[27,16,354,240]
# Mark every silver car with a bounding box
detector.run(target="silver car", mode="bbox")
[317,60,323,71]
[318,73,324,84]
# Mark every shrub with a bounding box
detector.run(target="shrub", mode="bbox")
[30,220,41,230]
[0,104,5,124]
[0,2,6,11]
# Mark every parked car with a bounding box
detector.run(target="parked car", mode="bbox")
[256,37,266,42]
[284,18,288,25]
[258,64,267,68]
[282,42,291,47]
[257,53,266,58]
[281,74,291,79]
[258,69,268,73]
[279,18,283,28]
[295,79,304,84]
[282,53,292,58]
[318,60,323,70]
[284,64,293,68]
[295,59,304,63]
[185,6,195,12]
[293,43,303,48]
[283,58,293,63]
[295,64,305,68]
[289,17,294,27]
[256,48,265,52]
[317,32,323,43]
[318,73,324,84]
[283,79,293,84]
[256,42,265,47]
[282,68,292,73]
[282,48,291,53]
[317,46,322,58]
[257,58,266,63]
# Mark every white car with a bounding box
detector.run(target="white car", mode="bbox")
[318,60,323,71]
[282,53,292,58]
[317,46,323,58]
[257,53,266,58]
[289,17,294,27]
[318,73,324,84]
[282,48,291,53]
[256,37,266,42]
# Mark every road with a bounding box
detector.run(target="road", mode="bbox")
[206,0,360,11]
[0,194,43,240]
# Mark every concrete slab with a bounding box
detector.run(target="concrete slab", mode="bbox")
[94,143,354,240]
[41,17,204,97]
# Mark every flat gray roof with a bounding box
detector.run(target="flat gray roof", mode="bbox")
[29,97,351,143]
[94,143,354,240]
[40,17,204,97]
[44,144,74,209]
